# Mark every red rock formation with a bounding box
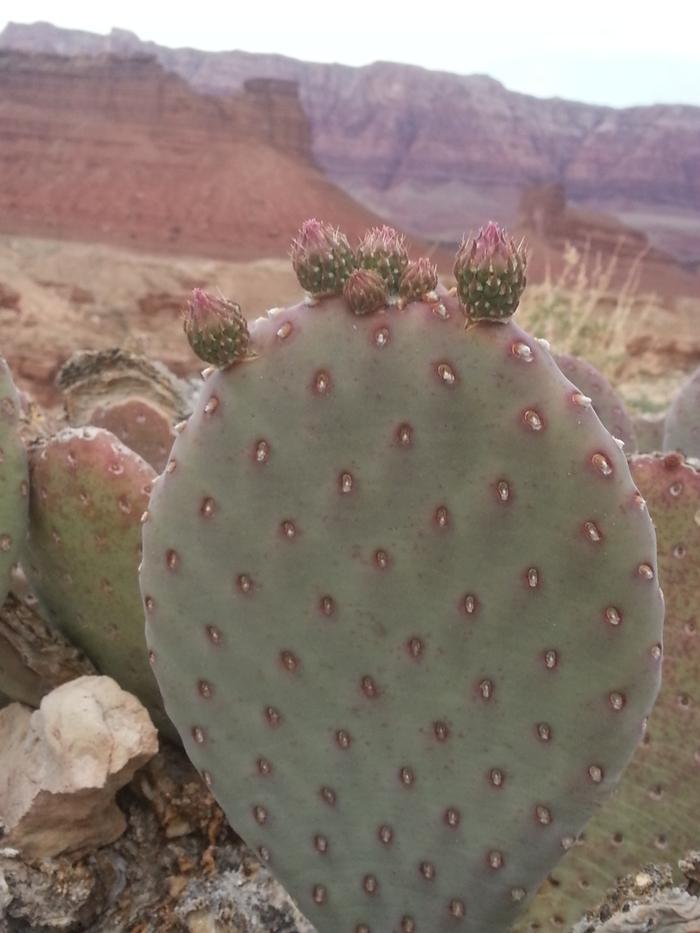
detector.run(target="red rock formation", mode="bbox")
[0,49,387,258]
[2,21,699,261]
[516,184,699,298]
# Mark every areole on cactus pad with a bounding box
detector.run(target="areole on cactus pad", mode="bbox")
[140,222,664,932]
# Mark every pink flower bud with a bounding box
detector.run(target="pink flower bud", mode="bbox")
[290,219,356,296]
[183,289,249,366]
[343,268,389,316]
[453,222,527,321]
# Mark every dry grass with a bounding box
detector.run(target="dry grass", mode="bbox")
[516,241,690,413]
[518,241,658,375]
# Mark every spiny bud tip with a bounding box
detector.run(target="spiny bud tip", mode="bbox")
[399,256,439,302]
[454,221,528,321]
[357,225,409,293]
[183,289,249,366]
[290,219,356,297]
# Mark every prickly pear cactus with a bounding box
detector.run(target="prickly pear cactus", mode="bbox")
[520,452,700,930]
[554,353,638,452]
[663,366,700,459]
[141,232,663,933]
[0,357,28,605]
[141,268,663,933]
[24,427,172,737]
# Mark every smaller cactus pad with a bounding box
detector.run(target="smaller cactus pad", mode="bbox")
[554,353,638,452]
[520,453,700,930]
[25,427,172,737]
[58,347,189,470]
[87,399,176,474]
[0,357,28,605]
[663,366,700,459]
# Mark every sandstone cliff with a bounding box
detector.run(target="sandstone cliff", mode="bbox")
[2,21,699,260]
[0,48,386,258]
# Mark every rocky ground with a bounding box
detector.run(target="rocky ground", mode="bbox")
[0,733,314,932]
[0,234,299,407]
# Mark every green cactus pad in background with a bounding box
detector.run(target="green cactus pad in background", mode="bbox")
[25,427,172,738]
[0,357,28,606]
[454,221,527,321]
[663,366,700,459]
[554,353,638,452]
[356,226,409,293]
[142,248,663,933]
[58,348,190,472]
[520,452,700,931]
[291,219,357,297]
[87,399,175,474]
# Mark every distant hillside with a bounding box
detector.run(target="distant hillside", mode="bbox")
[2,20,700,261]
[0,47,390,259]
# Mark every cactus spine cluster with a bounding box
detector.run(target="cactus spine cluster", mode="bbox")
[141,221,663,931]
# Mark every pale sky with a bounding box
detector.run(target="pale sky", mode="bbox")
[2,0,700,108]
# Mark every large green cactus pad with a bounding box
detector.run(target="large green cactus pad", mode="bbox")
[663,366,700,459]
[0,357,28,606]
[142,295,663,932]
[25,427,171,736]
[520,453,699,930]
[554,353,637,452]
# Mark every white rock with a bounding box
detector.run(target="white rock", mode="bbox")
[0,675,158,858]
